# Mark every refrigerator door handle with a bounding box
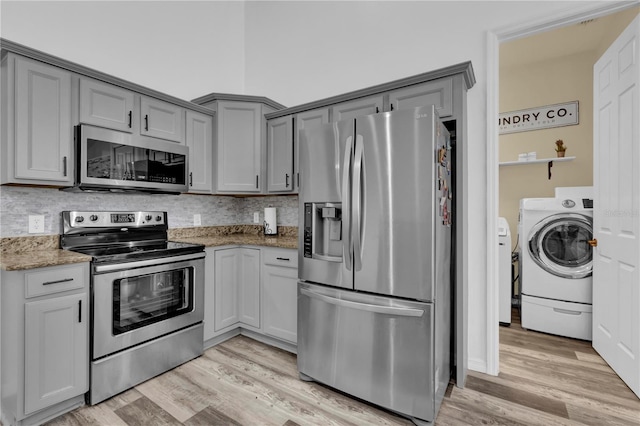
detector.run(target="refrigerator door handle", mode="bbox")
[300,288,425,317]
[342,135,353,271]
[353,134,364,271]
[312,254,343,263]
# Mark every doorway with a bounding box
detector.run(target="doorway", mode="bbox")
[487,2,640,376]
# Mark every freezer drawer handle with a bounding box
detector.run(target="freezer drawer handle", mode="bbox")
[301,288,424,317]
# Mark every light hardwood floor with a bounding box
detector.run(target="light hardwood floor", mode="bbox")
[48,312,640,425]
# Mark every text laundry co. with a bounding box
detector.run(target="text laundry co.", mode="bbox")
[499,101,579,135]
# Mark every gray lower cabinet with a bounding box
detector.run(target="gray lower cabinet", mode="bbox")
[203,246,297,348]
[261,248,298,344]
[1,262,89,426]
[211,247,260,335]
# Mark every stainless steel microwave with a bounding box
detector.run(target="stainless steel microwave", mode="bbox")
[68,125,189,194]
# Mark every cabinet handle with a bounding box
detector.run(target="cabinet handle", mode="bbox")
[78,300,82,323]
[144,114,149,131]
[297,172,300,189]
[256,175,259,189]
[375,107,379,113]
[285,173,290,187]
[63,156,67,177]
[43,278,74,286]
[276,257,290,261]
[390,104,394,111]
[189,172,193,186]
[128,111,132,128]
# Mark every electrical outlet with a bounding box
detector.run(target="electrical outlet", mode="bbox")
[28,215,45,234]
[193,214,202,226]
[253,212,260,223]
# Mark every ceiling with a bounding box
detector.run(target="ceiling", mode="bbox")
[500,5,640,69]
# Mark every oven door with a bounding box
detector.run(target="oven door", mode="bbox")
[92,253,204,359]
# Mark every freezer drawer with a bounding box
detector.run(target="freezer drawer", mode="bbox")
[297,282,438,423]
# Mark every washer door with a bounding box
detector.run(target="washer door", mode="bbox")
[528,213,592,279]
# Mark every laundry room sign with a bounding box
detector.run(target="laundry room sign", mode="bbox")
[499,101,579,135]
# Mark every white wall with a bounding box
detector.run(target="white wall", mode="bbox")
[0,0,620,374]
[0,1,247,100]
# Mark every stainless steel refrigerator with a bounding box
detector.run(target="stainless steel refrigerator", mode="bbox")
[297,105,452,426]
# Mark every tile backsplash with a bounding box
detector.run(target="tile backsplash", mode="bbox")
[0,186,298,237]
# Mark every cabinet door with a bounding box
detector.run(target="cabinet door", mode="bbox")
[24,293,88,415]
[238,248,261,328]
[388,79,453,118]
[140,96,185,143]
[186,110,214,193]
[217,101,262,193]
[295,108,329,192]
[79,78,135,132]
[14,56,72,183]
[267,116,294,193]
[331,95,383,122]
[214,249,240,331]
[262,265,298,343]
[203,248,216,341]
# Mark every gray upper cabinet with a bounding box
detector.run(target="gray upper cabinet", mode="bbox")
[388,79,453,118]
[3,54,73,185]
[267,115,294,193]
[140,96,185,143]
[331,95,384,122]
[216,101,263,193]
[186,110,214,193]
[294,108,330,192]
[191,93,286,195]
[79,78,135,132]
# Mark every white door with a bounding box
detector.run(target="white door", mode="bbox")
[593,15,640,398]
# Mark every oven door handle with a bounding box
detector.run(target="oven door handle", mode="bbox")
[94,252,205,273]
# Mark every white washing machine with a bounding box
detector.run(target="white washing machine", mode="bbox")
[519,186,594,340]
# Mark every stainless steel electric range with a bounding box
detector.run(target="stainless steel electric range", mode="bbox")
[60,211,205,405]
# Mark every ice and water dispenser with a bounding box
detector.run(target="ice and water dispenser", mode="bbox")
[303,203,343,261]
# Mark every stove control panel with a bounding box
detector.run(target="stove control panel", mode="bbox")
[66,211,167,228]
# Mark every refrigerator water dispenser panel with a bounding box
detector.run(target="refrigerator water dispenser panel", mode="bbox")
[303,202,342,260]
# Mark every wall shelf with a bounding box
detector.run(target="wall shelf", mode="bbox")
[499,156,575,167]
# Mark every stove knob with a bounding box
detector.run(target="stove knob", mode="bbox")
[75,216,84,223]
[89,214,98,222]
[155,215,162,222]
[145,215,153,221]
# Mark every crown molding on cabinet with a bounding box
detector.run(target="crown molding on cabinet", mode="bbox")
[264,61,476,120]
[0,38,215,116]
[191,92,287,110]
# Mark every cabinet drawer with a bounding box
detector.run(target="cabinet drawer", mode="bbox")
[25,263,86,299]
[263,248,298,269]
